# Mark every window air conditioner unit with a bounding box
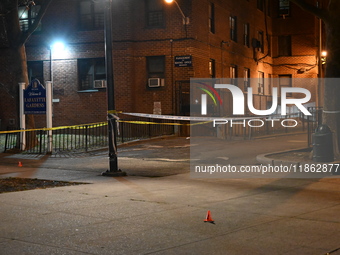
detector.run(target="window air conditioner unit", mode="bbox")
[148,78,164,88]
[258,86,264,95]
[94,80,106,88]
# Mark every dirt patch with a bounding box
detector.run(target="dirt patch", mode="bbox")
[0,177,87,194]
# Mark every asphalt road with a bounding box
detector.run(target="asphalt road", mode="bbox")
[0,133,309,178]
[1,133,340,255]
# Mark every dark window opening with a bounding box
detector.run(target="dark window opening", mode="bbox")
[209,3,215,33]
[147,56,165,78]
[79,0,104,30]
[279,74,292,97]
[230,16,237,42]
[146,0,164,27]
[230,65,238,85]
[244,23,249,47]
[209,59,216,78]
[78,58,106,90]
[258,31,264,53]
[244,68,250,91]
[257,0,264,11]
[258,71,264,95]
[27,61,44,84]
[278,35,292,56]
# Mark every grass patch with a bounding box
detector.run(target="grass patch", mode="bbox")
[0,177,88,193]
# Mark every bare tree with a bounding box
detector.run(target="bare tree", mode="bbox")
[290,0,340,156]
[0,0,53,147]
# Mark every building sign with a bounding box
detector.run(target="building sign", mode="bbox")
[24,79,46,114]
[174,55,192,67]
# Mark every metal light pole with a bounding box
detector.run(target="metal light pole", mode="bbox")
[102,0,126,176]
[164,0,189,25]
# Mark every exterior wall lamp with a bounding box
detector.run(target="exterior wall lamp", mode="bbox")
[321,51,327,65]
[165,0,189,25]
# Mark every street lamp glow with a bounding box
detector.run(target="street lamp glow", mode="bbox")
[321,51,327,57]
[51,42,65,54]
[165,0,174,3]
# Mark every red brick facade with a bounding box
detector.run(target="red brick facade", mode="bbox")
[0,0,322,129]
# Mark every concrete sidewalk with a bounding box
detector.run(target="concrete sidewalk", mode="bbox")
[1,135,340,255]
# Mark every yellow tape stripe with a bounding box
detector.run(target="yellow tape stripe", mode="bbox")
[108,110,122,114]
[0,119,213,134]
[0,122,108,134]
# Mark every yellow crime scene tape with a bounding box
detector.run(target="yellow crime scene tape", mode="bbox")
[0,112,213,134]
[0,122,108,134]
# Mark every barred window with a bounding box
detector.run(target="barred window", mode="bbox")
[18,5,41,32]
[79,0,104,30]
[146,0,164,27]
[279,0,290,16]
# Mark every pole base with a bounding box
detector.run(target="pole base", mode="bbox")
[101,169,127,177]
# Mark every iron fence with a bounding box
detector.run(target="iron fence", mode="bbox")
[0,117,174,154]
[0,109,321,154]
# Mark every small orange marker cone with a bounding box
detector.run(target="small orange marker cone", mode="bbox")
[18,161,23,167]
[204,210,215,224]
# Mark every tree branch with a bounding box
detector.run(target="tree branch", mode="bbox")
[18,0,53,46]
[289,0,329,21]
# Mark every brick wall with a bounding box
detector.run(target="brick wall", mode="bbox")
[0,0,320,130]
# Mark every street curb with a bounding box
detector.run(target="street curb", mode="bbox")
[117,134,178,148]
[256,147,312,166]
[252,131,307,140]
[257,148,340,176]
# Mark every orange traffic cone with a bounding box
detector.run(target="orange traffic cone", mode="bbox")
[204,210,215,224]
[18,161,23,167]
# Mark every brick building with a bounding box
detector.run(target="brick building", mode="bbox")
[0,0,323,129]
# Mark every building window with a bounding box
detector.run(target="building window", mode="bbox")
[279,74,292,96]
[258,31,264,53]
[79,0,104,30]
[18,4,41,32]
[258,71,264,95]
[230,65,237,85]
[244,68,250,91]
[229,16,237,42]
[27,61,44,84]
[278,35,292,56]
[243,23,249,47]
[279,0,290,16]
[267,74,273,95]
[147,56,165,78]
[146,0,164,27]
[78,58,106,90]
[209,3,215,33]
[209,59,216,78]
[257,0,264,11]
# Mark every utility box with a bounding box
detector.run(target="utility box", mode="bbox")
[312,125,334,162]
